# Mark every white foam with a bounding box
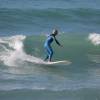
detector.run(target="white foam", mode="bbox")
[0,35,43,67]
[88,33,100,45]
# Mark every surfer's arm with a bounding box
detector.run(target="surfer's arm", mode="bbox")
[54,36,63,47]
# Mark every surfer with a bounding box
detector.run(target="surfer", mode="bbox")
[44,29,62,62]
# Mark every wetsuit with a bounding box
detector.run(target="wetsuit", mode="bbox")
[44,35,54,61]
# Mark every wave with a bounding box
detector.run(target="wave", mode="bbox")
[0,76,100,91]
[0,35,44,67]
[0,8,100,35]
[0,8,100,19]
[88,33,100,45]
[0,8,100,26]
[0,33,100,67]
[0,34,100,92]
[1,33,100,67]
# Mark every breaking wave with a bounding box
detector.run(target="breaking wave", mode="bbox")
[0,35,43,67]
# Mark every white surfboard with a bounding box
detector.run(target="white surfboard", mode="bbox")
[34,60,71,65]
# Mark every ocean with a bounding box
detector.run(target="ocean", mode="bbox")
[0,0,100,100]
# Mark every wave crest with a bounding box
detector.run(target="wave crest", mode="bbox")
[88,33,100,45]
[0,35,43,67]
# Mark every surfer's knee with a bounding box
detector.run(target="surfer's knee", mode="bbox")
[50,50,53,56]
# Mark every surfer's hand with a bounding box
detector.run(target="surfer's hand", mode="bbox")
[60,45,63,47]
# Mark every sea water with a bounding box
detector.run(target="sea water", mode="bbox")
[0,0,100,100]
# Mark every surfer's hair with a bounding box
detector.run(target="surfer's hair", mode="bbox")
[52,29,58,36]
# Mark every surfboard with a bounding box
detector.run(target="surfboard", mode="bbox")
[34,60,71,65]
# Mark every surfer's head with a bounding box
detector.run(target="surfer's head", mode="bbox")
[52,29,58,36]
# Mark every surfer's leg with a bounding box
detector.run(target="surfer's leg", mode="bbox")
[49,50,53,61]
[48,47,53,61]
[44,46,49,61]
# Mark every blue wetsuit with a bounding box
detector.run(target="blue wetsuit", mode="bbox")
[44,35,54,61]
